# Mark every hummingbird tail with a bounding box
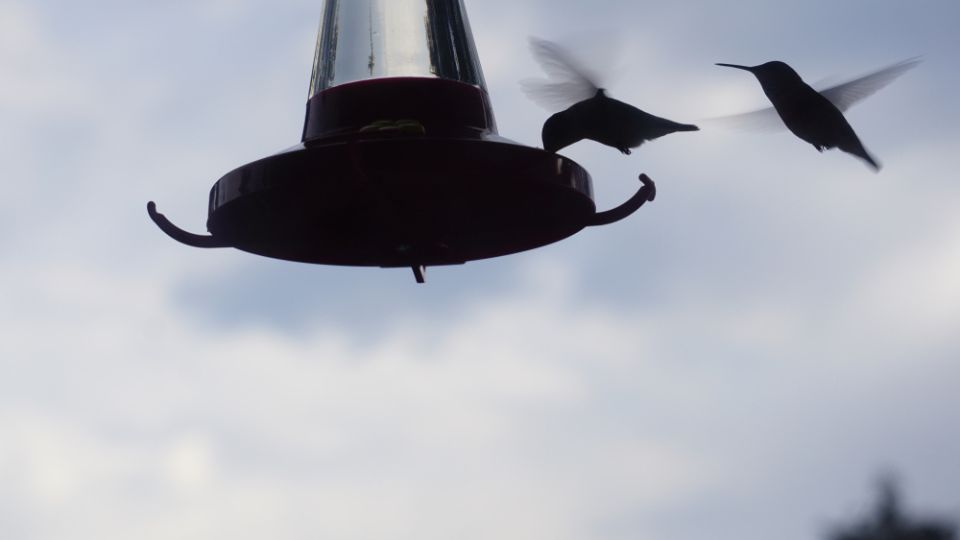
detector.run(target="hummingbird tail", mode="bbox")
[845,141,882,171]
[861,152,881,172]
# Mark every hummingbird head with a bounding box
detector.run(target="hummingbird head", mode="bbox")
[717,61,801,79]
[541,111,581,154]
[716,61,804,95]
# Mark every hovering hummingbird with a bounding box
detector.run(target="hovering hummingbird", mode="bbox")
[523,37,699,155]
[714,58,920,171]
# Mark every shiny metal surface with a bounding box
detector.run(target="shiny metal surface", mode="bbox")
[308,0,487,96]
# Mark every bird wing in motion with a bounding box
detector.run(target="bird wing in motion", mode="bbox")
[701,106,784,132]
[819,57,921,112]
[521,37,602,111]
[708,57,921,131]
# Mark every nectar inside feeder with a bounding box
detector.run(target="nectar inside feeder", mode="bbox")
[148,0,655,283]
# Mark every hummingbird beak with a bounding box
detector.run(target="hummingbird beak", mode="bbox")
[715,63,754,72]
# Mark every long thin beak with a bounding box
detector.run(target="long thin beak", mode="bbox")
[715,63,753,72]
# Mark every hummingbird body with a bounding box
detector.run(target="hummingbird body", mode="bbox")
[523,37,698,155]
[717,61,883,170]
[543,89,699,154]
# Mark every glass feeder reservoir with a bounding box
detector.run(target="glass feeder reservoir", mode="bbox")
[148,0,654,282]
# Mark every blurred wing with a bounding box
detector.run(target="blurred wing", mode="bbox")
[702,106,786,132]
[520,78,598,111]
[522,37,601,111]
[818,57,921,112]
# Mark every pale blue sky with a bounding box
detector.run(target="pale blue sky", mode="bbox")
[1,1,958,539]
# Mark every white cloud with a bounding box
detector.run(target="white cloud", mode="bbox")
[0,261,713,539]
[847,211,960,347]
[4,241,957,539]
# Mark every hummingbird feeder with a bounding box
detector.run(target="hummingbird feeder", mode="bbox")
[148,0,654,283]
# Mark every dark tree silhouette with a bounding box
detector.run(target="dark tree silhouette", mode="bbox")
[829,476,956,540]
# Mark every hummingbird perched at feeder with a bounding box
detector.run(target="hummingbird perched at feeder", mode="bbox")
[714,58,920,171]
[523,37,699,155]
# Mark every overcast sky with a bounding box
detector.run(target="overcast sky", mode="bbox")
[1,1,959,539]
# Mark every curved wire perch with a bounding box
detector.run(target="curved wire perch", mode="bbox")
[147,201,231,248]
[587,173,656,227]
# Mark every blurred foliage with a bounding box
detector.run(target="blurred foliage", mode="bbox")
[829,476,956,540]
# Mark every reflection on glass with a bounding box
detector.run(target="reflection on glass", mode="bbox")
[308,0,487,97]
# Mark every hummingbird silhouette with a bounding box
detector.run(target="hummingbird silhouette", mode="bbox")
[523,37,699,155]
[715,58,920,171]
